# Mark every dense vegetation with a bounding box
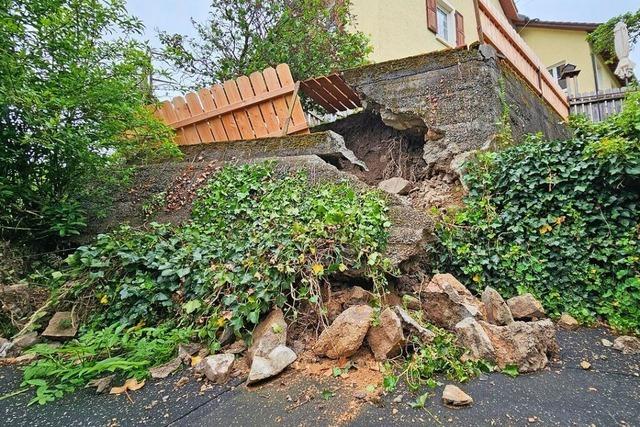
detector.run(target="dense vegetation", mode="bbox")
[587,9,639,62]
[0,0,178,241]
[435,92,640,333]
[21,162,391,403]
[159,0,371,90]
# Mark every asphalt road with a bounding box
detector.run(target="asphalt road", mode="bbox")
[2,327,639,427]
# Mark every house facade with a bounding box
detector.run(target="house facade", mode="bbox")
[348,0,623,96]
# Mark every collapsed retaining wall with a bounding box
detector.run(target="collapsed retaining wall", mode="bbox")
[338,44,570,179]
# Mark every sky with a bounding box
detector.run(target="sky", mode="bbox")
[125,0,639,93]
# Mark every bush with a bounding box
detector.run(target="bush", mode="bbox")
[21,162,391,403]
[434,93,640,333]
[0,0,179,242]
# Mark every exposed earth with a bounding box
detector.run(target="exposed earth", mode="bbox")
[2,327,638,427]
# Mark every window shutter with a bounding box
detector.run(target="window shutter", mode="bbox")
[455,11,465,47]
[426,0,437,33]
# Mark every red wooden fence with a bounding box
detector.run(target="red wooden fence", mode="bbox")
[477,0,570,119]
[152,64,309,145]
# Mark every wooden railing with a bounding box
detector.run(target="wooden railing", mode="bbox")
[476,0,570,119]
[152,64,309,145]
[570,87,636,122]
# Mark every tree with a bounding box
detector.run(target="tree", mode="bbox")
[587,9,640,61]
[158,0,371,90]
[0,0,179,241]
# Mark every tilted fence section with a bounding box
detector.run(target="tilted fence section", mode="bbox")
[152,64,309,145]
[570,87,635,122]
[476,0,570,119]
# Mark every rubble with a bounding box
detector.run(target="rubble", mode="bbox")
[420,273,485,329]
[482,287,513,326]
[394,306,435,344]
[612,336,640,355]
[247,309,287,363]
[506,294,546,320]
[366,307,404,360]
[41,311,78,340]
[442,384,473,407]
[557,313,579,330]
[313,305,373,359]
[479,319,558,372]
[454,317,495,362]
[377,177,413,195]
[149,356,182,379]
[200,354,235,384]
[247,345,297,384]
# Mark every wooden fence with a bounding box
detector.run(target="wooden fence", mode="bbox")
[570,87,635,122]
[152,64,309,145]
[476,0,570,119]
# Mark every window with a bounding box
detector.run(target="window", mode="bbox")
[547,62,568,90]
[436,3,454,44]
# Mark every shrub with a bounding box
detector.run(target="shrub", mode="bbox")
[434,94,640,333]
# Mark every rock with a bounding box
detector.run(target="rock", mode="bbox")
[11,331,39,352]
[225,339,247,355]
[0,337,12,358]
[481,287,513,326]
[341,286,372,308]
[149,356,182,379]
[402,294,421,311]
[247,345,297,384]
[378,177,413,195]
[247,309,287,364]
[454,317,495,362]
[479,319,558,373]
[442,384,473,407]
[420,274,485,329]
[201,354,235,384]
[86,375,115,394]
[178,343,202,363]
[601,339,613,348]
[557,313,579,330]
[580,360,592,370]
[612,336,640,355]
[506,294,545,320]
[313,305,373,359]
[41,311,78,340]
[394,306,435,344]
[367,308,405,360]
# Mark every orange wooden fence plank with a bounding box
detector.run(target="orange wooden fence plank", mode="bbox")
[275,64,309,133]
[185,92,214,143]
[212,84,241,141]
[237,75,268,138]
[172,96,201,145]
[157,101,185,145]
[198,87,228,142]
[327,74,362,108]
[223,79,255,140]
[249,71,281,135]
[263,67,291,129]
[299,80,339,113]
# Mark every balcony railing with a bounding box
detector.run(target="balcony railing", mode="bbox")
[476,0,570,119]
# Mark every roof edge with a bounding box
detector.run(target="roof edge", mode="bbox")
[514,20,601,32]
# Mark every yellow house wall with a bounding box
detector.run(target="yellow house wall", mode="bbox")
[349,0,482,63]
[519,27,621,93]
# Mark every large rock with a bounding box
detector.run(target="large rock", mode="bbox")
[479,319,558,372]
[613,336,640,355]
[378,177,413,195]
[313,305,373,359]
[394,306,435,344]
[200,354,235,384]
[42,311,78,340]
[506,294,546,320]
[454,317,495,362]
[247,345,297,384]
[366,308,404,360]
[247,309,287,364]
[326,286,373,322]
[420,274,485,329]
[481,287,513,326]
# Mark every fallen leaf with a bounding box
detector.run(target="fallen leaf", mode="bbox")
[150,356,182,379]
[190,355,203,367]
[110,378,145,395]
